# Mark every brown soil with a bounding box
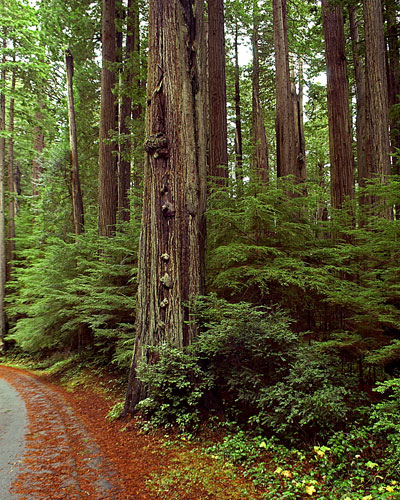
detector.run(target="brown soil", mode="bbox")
[0,365,164,499]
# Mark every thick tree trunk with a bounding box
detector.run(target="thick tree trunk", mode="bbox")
[273,0,297,181]
[385,0,400,177]
[363,0,392,216]
[118,0,140,223]
[65,50,84,235]
[252,5,269,185]
[124,0,207,414]
[322,0,354,211]
[233,23,244,196]
[7,54,15,281]
[0,38,6,352]
[98,0,118,237]
[349,5,367,199]
[208,0,228,184]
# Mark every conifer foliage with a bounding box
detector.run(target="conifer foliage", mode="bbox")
[0,0,400,465]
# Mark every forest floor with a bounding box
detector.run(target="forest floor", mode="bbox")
[0,363,264,500]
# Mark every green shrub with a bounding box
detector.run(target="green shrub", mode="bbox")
[253,346,358,444]
[136,343,214,431]
[371,378,400,476]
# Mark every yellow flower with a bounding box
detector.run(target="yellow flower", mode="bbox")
[362,495,373,500]
[305,485,316,496]
[386,485,395,493]
[274,467,283,474]
[282,470,292,478]
[260,441,267,449]
[392,480,398,486]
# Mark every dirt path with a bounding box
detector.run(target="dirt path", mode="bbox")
[0,365,158,500]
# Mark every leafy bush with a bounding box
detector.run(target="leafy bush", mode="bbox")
[192,295,359,443]
[136,343,213,431]
[193,295,298,416]
[371,378,400,476]
[253,346,358,444]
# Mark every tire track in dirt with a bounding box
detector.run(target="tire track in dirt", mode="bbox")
[0,366,122,500]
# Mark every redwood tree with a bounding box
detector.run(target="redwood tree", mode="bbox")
[362,0,391,214]
[98,0,118,237]
[65,49,84,235]
[124,0,207,413]
[273,0,297,180]
[208,0,228,183]
[251,3,269,185]
[118,0,140,223]
[322,0,354,211]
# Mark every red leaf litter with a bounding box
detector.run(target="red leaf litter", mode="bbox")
[0,365,161,500]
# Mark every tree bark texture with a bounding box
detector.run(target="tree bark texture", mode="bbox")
[65,50,85,235]
[98,0,118,237]
[208,0,228,183]
[124,0,207,414]
[290,58,306,184]
[118,0,140,223]
[322,0,354,210]
[384,0,400,176]
[252,7,269,185]
[233,23,244,195]
[273,0,297,181]
[363,0,391,194]
[349,5,367,196]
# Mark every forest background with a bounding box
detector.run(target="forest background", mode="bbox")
[1,0,400,498]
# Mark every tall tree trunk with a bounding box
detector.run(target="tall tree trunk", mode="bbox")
[349,5,367,202]
[273,0,297,181]
[118,0,140,223]
[98,0,118,237]
[233,22,244,196]
[208,0,228,184]
[65,50,84,235]
[322,0,354,211]
[290,57,306,183]
[252,3,269,185]
[385,0,400,178]
[363,0,392,216]
[124,0,207,414]
[7,51,15,280]
[0,36,6,352]
[32,109,44,197]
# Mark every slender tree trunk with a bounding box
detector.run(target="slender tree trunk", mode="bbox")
[208,0,228,184]
[233,22,244,196]
[32,109,44,196]
[322,0,354,211]
[363,0,392,216]
[124,0,207,414]
[291,57,306,183]
[118,0,140,223]
[252,3,269,185]
[349,5,367,201]
[65,50,84,235]
[273,0,297,181]
[0,36,6,352]
[7,52,15,280]
[98,0,118,237]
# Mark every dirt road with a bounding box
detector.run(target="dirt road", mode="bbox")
[0,365,125,499]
